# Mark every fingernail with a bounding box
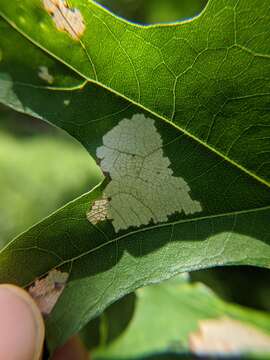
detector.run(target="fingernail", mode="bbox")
[0,284,45,360]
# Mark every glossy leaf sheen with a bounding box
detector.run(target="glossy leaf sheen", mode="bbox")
[0,0,269,351]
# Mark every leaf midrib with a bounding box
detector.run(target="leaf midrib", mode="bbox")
[3,198,269,285]
[0,12,269,190]
[58,204,270,267]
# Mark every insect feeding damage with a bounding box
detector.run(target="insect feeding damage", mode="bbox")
[87,197,109,225]
[38,65,54,84]
[28,269,68,316]
[43,0,85,41]
[189,317,270,355]
[87,114,202,233]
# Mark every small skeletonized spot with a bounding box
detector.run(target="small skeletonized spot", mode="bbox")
[28,269,68,316]
[64,99,70,106]
[189,317,270,355]
[87,198,109,225]
[38,65,54,84]
[43,0,85,41]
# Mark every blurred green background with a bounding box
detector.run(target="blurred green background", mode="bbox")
[0,0,269,315]
[97,0,208,24]
[0,105,102,247]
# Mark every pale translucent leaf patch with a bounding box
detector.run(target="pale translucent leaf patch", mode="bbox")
[95,114,202,232]
[87,198,109,225]
[38,65,54,84]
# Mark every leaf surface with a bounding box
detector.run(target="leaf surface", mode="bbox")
[0,0,269,351]
[1,0,269,184]
[85,279,270,359]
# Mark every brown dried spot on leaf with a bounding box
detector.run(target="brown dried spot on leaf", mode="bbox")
[28,269,68,316]
[43,0,85,40]
[87,198,109,225]
[189,317,270,355]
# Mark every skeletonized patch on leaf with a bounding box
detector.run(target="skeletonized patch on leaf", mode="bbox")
[38,65,54,84]
[189,317,270,355]
[94,114,202,232]
[43,0,85,41]
[87,197,109,225]
[28,269,68,316]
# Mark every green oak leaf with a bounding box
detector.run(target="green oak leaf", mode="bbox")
[0,0,269,352]
[83,278,270,359]
[0,0,269,185]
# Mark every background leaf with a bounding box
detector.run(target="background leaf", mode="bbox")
[97,0,208,25]
[82,278,270,359]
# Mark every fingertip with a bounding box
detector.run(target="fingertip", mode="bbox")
[0,284,45,360]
